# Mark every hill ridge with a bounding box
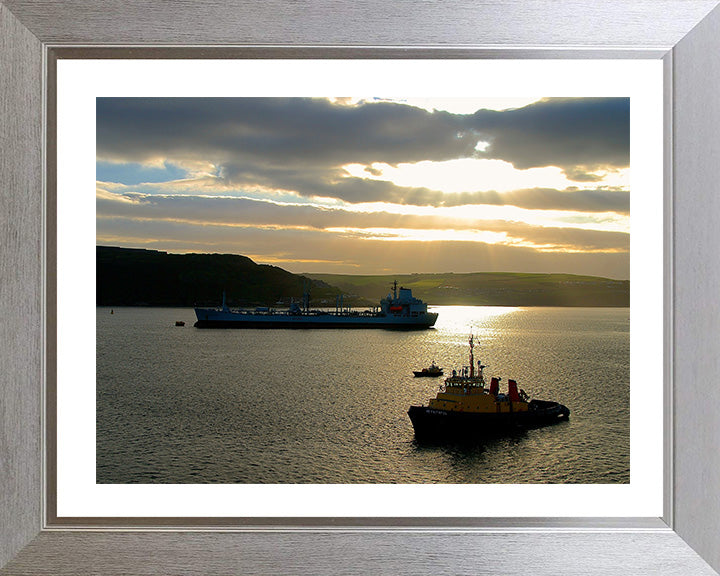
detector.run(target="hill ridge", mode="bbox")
[96,246,629,307]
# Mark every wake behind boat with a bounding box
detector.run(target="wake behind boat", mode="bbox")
[194,281,438,329]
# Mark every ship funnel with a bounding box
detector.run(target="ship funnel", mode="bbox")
[489,377,500,396]
[508,379,520,402]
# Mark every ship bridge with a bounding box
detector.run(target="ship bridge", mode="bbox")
[380,283,430,317]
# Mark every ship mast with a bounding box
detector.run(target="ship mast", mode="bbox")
[469,333,474,378]
[303,280,310,312]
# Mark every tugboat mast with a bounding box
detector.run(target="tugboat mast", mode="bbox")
[469,333,475,378]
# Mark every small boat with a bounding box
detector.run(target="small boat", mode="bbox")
[413,362,443,377]
[175,321,185,326]
[408,334,569,441]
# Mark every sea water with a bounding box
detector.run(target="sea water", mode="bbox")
[96,306,629,484]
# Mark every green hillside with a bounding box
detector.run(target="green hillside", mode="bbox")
[97,247,628,307]
[96,246,346,307]
[306,272,629,307]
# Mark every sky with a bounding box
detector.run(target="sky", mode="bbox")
[96,97,630,278]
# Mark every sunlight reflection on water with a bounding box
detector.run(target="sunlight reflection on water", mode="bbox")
[97,305,629,484]
[432,305,522,333]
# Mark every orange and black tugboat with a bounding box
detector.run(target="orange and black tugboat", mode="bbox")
[408,335,569,441]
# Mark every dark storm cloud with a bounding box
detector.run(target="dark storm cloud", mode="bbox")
[470,98,630,173]
[97,97,629,195]
[96,98,476,167]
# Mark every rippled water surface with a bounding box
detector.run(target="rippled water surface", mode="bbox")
[97,306,629,484]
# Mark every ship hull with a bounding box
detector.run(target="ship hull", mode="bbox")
[407,400,569,441]
[195,282,438,329]
[194,309,438,329]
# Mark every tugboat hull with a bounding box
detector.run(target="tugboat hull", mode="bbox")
[408,400,569,441]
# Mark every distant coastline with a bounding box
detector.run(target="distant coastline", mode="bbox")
[306,272,629,308]
[97,246,629,308]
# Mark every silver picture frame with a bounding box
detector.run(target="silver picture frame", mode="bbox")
[2,1,720,574]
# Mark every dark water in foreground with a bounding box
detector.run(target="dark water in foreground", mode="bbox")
[96,306,629,484]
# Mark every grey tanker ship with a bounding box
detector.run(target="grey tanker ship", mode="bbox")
[194,281,438,329]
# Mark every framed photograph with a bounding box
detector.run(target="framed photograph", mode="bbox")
[60,59,660,520]
[2,1,720,574]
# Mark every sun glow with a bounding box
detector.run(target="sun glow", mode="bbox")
[338,202,630,234]
[93,92,637,278]
[322,227,601,253]
[326,226,509,244]
[343,158,629,194]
